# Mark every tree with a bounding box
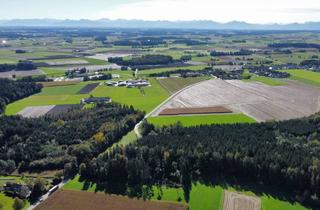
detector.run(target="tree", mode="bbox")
[31,177,46,198]
[12,198,25,210]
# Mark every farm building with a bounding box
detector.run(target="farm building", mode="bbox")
[105,80,150,88]
[81,97,112,104]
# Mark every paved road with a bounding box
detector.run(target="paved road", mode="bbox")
[27,179,69,210]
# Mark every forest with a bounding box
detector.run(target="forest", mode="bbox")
[79,114,320,203]
[0,103,144,174]
[0,79,42,114]
[108,55,174,66]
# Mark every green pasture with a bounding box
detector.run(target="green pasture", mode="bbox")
[139,65,206,76]
[148,114,256,127]
[281,69,320,86]
[243,76,286,86]
[63,175,311,210]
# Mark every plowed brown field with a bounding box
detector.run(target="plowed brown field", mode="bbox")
[159,106,232,115]
[34,189,188,210]
[223,191,261,210]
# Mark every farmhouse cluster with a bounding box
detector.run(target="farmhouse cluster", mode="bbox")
[106,79,151,88]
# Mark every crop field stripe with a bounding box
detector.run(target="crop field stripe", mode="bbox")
[34,189,188,210]
[148,114,256,127]
[77,83,100,94]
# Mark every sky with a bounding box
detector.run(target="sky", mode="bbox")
[1,0,320,24]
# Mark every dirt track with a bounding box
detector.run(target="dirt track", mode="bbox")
[34,189,188,210]
[153,79,320,122]
[223,191,261,210]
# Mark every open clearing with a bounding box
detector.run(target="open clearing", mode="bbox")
[153,79,320,122]
[34,189,188,210]
[223,191,261,210]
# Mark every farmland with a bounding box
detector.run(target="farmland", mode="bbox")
[153,79,320,122]
[1,28,320,210]
[63,176,311,210]
[148,113,255,126]
[157,77,208,94]
[34,189,188,210]
[281,69,320,86]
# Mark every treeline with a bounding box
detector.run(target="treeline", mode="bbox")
[113,38,166,46]
[0,103,144,174]
[269,43,320,50]
[210,49,253,56]
[0,61,36,72]
[300,59,320,66]
[0,79,42,113]
[108,55,174,67]
[149,68,242,80]
[81,114,320,202]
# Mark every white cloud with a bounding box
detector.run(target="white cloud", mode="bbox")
[98,0,320,23]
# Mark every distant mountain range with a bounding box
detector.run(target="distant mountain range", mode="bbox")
[0,19,320,30]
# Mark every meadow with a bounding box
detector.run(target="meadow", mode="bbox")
[243,76,286,86]
[63,176,311,210]
[281,69,320,86]
[148,114,256,127]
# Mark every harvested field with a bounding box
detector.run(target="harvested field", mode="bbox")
[159,106,232,115]
[87,53,132,60]
[17,105,55,118]
[223,191,261,210]
[153,79,320,122]
[17,105,82,118]
[46,104,83,116]
[45,59,89,66]
[158,77,206,94]
[77,83,99,94]
[0,69,44,78]
[34,189,188,210]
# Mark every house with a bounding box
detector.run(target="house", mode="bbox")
[3,183,31,199]
[81,97,112,104]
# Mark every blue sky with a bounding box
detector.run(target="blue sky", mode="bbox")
[1,0,320,24]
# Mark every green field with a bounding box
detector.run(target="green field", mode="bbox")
[157,77,208,94]
[6,78,169,115]
[63,176,310,210]
[244,76,286,86]
[148,114,256,127]
[91,78,169,112]
[40,67,66,77]
[281,69,320,86]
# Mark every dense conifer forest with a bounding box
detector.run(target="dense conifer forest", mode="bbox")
[81,114,320,202]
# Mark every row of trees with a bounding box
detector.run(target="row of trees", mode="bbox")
[0,79,42,113]
[0,61,36,72]
[80,114,320,203]
[0,103,144,174]
[210,49,253,56]
[108,55,174,67]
